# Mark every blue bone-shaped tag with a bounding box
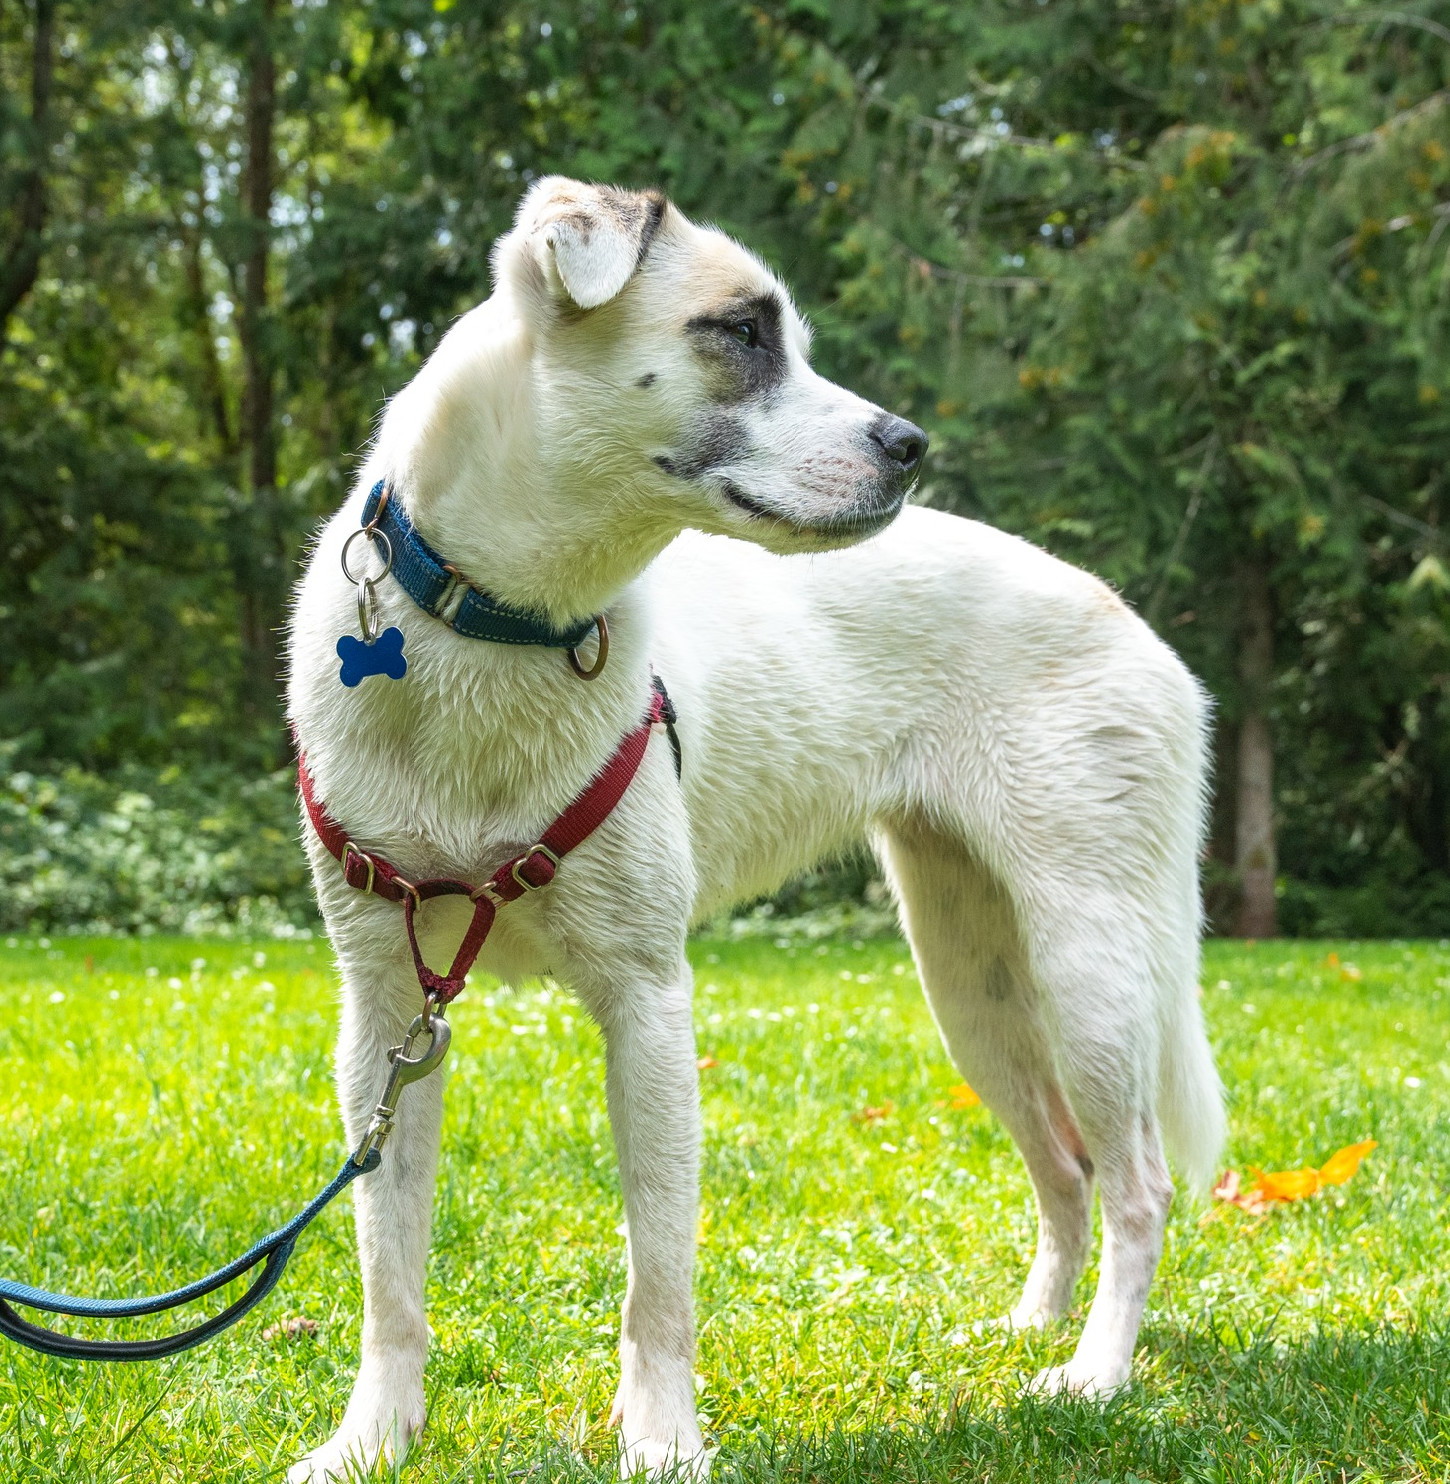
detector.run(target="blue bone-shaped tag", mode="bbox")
[337,627,408,687]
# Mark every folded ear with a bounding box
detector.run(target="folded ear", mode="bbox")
[503,177,667,311]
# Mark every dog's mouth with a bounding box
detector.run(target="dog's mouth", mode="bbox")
[720,480,785,522]
[720,480,903,540]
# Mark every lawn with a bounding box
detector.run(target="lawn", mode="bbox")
[1,932,1448,1483]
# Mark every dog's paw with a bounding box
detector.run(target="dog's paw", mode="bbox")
[1027,1358,1130,1400]
[618,1433,712,1481]
[288,1443,368,1484]
[1002,1300,1061,1332]
[287,1393,426,1483]
[609,1366,708,1481]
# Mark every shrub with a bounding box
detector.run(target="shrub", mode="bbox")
[0,761,316,936]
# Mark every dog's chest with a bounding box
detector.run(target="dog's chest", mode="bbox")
[292,571,655,883]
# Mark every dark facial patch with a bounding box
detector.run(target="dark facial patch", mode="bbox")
[609,186,666,271]
[656,410,750,480]
[684,291,788,405]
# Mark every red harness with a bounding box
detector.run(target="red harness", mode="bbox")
[298,685,668,1005]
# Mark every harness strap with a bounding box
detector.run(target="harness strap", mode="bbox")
[300,684,669,1004]
[402,883,493,1003]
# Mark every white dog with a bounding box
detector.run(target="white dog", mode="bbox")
[285,178,1223,1482]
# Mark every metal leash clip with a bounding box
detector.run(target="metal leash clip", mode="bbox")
[351,995,452,1165]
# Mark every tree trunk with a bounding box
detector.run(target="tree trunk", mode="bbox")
[1234,556,1277,937]
[182,225,235,453]
[0,0,55,345]
[236,0,281,723]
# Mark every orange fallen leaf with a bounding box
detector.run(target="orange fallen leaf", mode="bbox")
[1324,951,1340,969]
[948,1083,982,1110]
[1249,1165,1321,1202]
[696,1055,718,1071]
[1317,1138,1378,1186]
[1214,1139,1378,1216]
[853,1101,895,1125]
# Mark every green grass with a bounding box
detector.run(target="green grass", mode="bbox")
[2,932,1449,1482]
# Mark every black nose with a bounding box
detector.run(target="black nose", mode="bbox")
[870,414,928,476]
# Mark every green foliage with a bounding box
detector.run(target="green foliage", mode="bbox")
[2,934,1449,1477]
[1,0,1447,927]
[0,760,313,935]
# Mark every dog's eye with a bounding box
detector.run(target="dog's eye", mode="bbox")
[727,320,758,348]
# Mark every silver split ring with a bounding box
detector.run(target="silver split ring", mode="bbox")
[342,526,394,643]
[355,579,380,643]
[341,525,394,585]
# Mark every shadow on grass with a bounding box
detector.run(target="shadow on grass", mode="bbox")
[7,1321,1447,1482]
[434,1321,1450,1484]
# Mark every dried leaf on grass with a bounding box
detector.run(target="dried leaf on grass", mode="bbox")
[261,1316,318,1342]
[852,1101,894,1125]
[1211,1139,1378,1217]
[696,1055,718,1071]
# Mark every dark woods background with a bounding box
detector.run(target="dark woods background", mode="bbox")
[1,0,1447,936]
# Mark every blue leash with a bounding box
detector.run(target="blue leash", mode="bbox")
[0,1001,449,1362]
[0,1152,378,1360]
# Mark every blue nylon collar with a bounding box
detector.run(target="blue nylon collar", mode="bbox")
[363,481,595,649]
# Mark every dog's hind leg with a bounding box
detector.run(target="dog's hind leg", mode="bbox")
[289,908,443,1484]
[878,824,1094,1331]
[1017,897,1181,1397]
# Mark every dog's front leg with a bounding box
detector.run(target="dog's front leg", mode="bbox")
[290,942,443,1484]
[583,962,707,1480]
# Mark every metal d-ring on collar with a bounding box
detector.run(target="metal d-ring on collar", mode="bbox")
[567,614,609,681]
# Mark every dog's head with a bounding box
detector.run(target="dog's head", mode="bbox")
[490,177,927,553]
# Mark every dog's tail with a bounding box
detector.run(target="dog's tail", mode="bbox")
[1158,993,1225,1196]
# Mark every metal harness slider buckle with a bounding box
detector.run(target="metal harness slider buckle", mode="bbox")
[341,841,376,895]
[390,872,423,910]
[511,844,561,892]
